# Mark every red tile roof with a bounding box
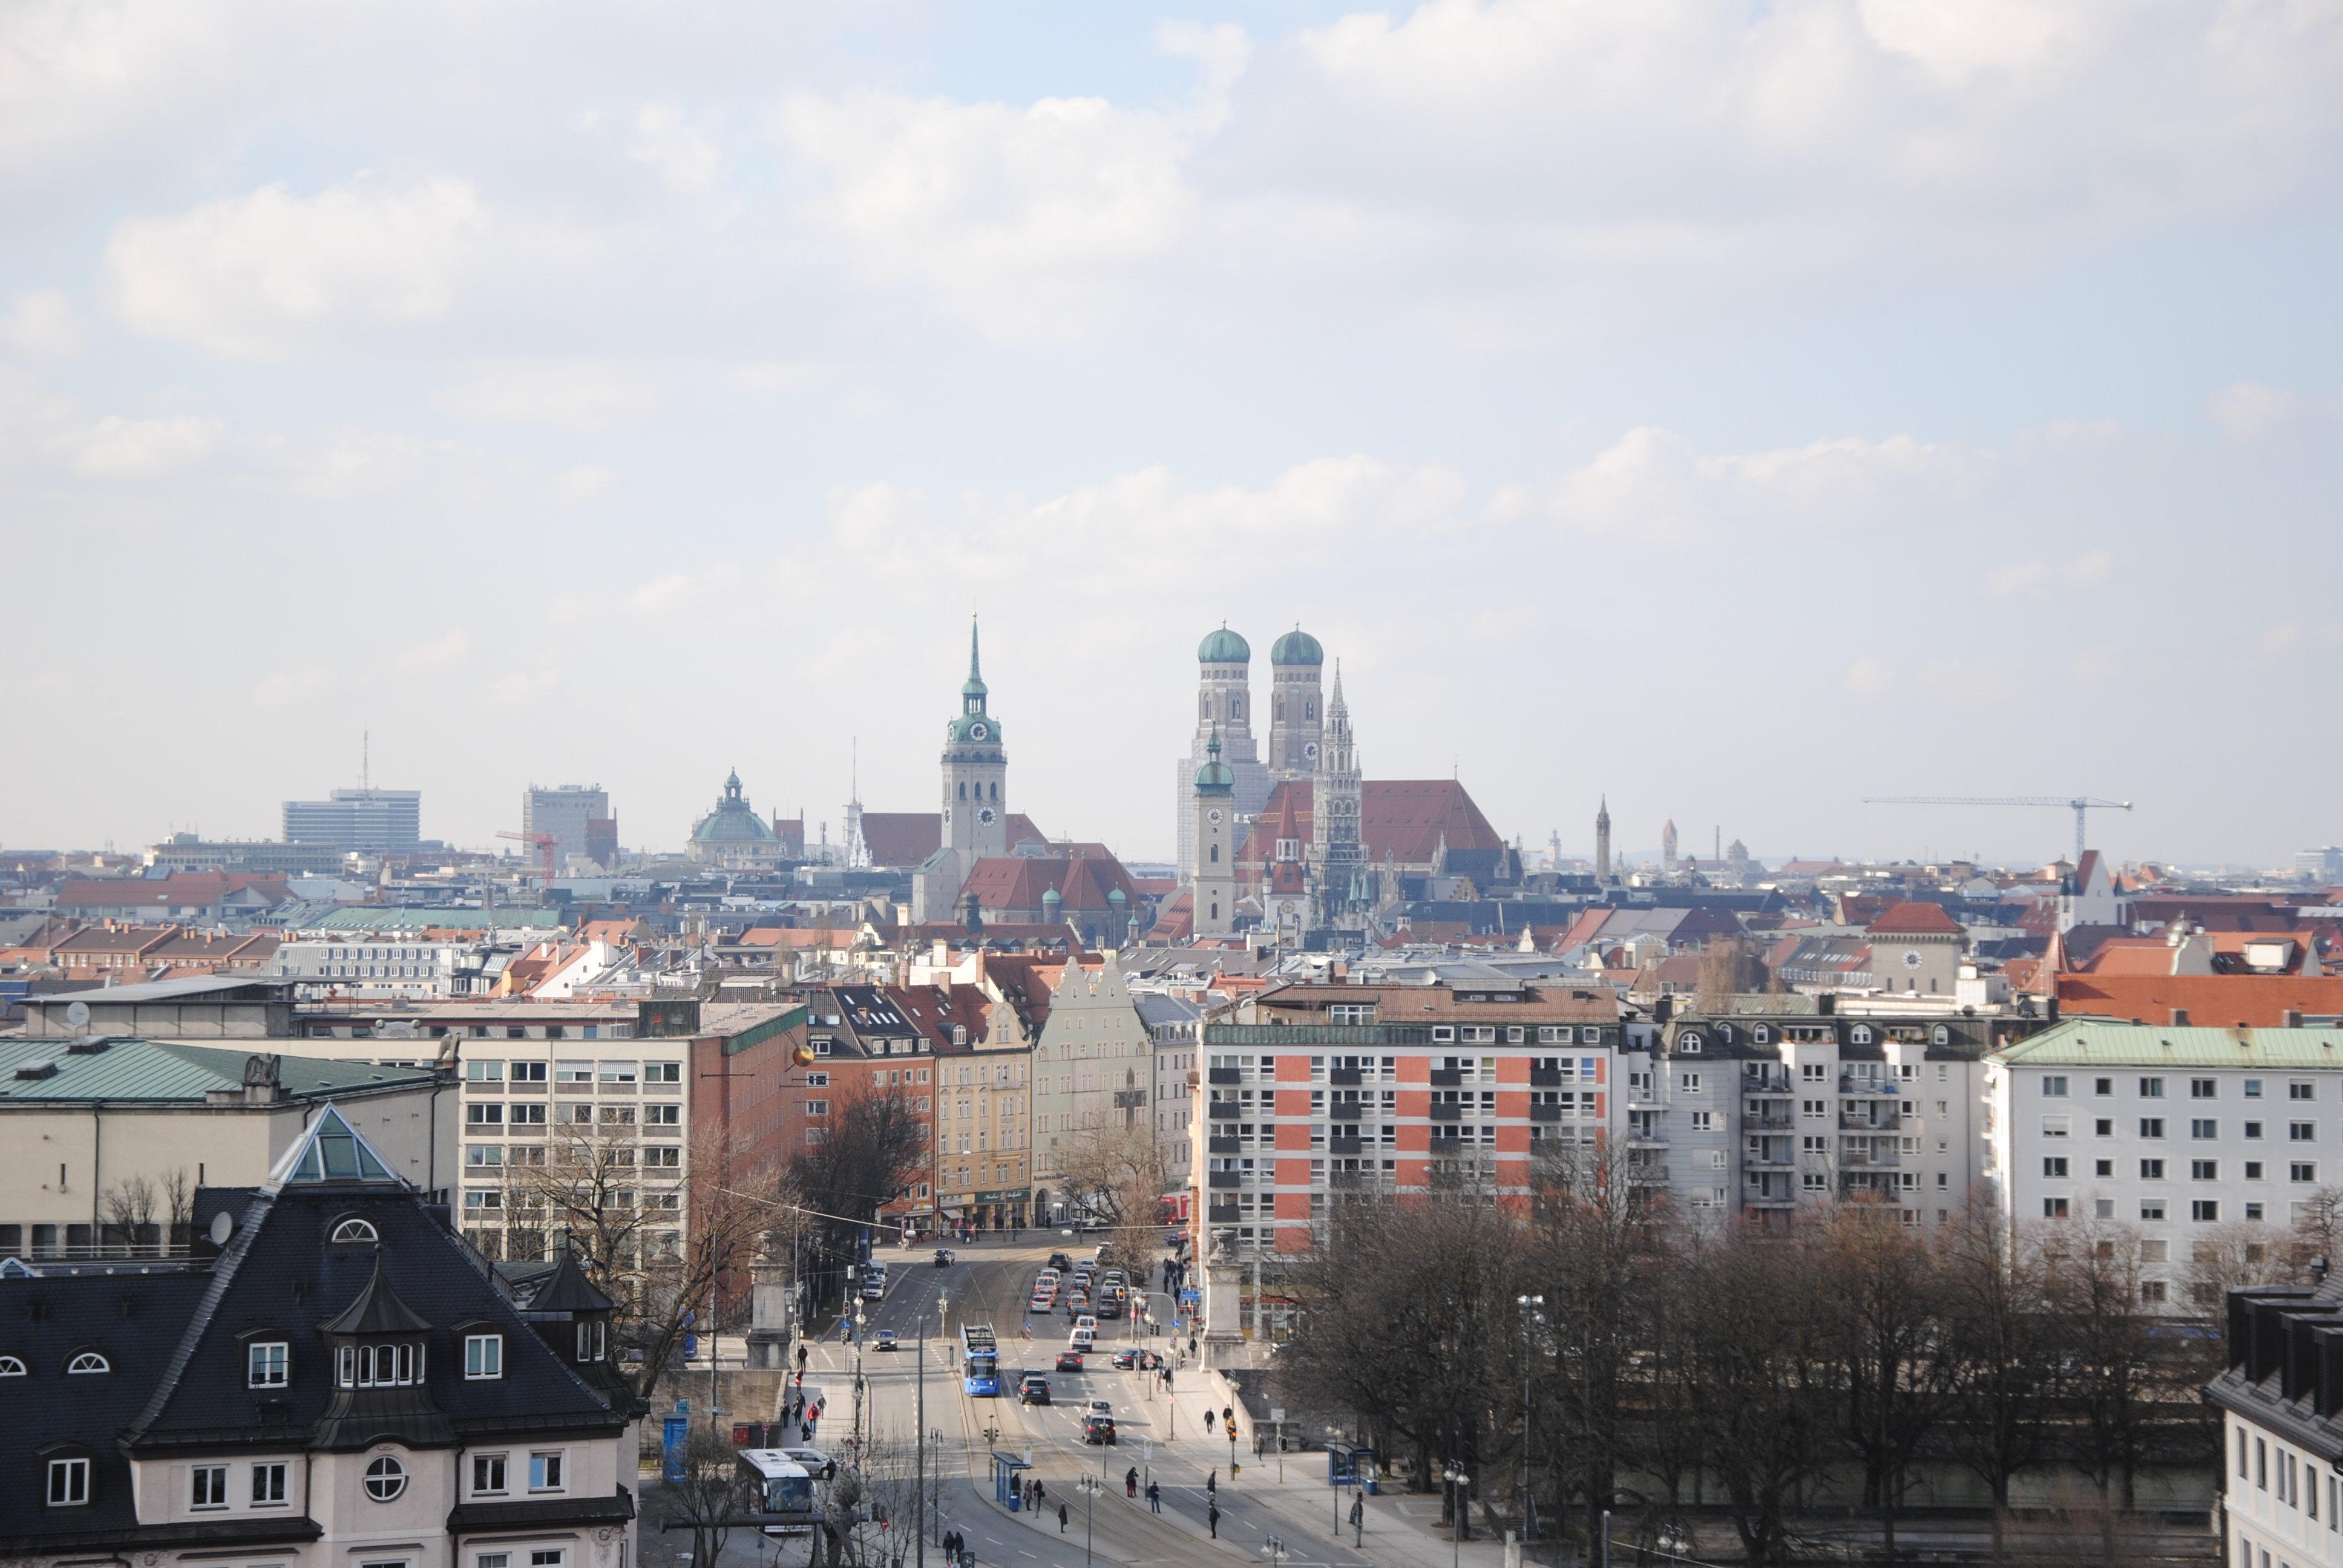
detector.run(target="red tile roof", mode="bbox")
[1866,901,1962,936]
[859,812,1047,867]
[1239,779,1504,867]
[2055,973,2343,1028]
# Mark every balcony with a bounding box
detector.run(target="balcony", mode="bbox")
[1839,1078,1898,1096]
[1840,1113,1900,1132]
[1207,1170,1242,1189]
[1429,1103,1463,1122]
[1208,1204,1239,1223]
[1529,1068,1564,1088]
[1208,1067,1240,1085]
[1743,1152,1794,1168]
[1208,1102,1242,1120]
[1429,1068,1464,1088]
[1626,1163,1668,1184]
[1208,1136,1239,1155]
[1528,1105,1563,1123]
[1329,1172,1389,1192]
[1627,1128,1669,1146]
[1744,1114,1794,1131]
[1328,1135,1364,1155]
[1329,1068,1363,1086]
[1840,1151,1900,1169]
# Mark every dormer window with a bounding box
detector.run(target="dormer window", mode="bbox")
[0,1356,25,1377]
[248,1341,290,1387]
[464,1333,503,1379]
[46,1455,90,1506]
[330,1217,380,1246]
[65,1351,110,1374]
[338,1342,424,1387]
[575,1319,607,1362]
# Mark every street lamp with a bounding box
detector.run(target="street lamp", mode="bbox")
[1516,1293,1545,1543]
[851,1299,868,1460]
[1076,1474,1103,1568]
[1443,1466,1470,1568]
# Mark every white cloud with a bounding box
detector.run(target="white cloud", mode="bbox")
[2069,644,2123,684]
[433,358,670,432]
[1987,548,2115,598]
[628,103,723,194]
[733,359,836,393]
[2258,622,2343,661]
[105,172,496,359]
[2209,381,2296,440]
[395,630,471,670]
[0,290,82,358]
[64,411,224,479]
[1844,657,1898,695]
[1492,426,1978,538]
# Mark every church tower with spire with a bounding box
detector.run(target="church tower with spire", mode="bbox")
[1175,625,1273,880]
[1192,725,1237,938]
[1307,663,1366,932]
[1596,797,1612,883]
[914,617,1009,921]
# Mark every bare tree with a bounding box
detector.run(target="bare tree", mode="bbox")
[660,1423,752,1568]
[2044,1216,2159,1566]
[787,1086,930,1315]
[1939,1201,2064,1562]
[1055,1117,1170,1255]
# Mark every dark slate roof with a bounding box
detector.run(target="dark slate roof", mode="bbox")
[317,1250,433,1334]
[0,1268,215,1553]
[515,1253,616,1315]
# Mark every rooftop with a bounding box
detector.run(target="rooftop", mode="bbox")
[0,1039,437,1105]
[1990,1021,2343,1070]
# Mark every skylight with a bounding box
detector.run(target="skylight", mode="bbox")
[264,1105,401,1191]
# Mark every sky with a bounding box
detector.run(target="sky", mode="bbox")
[4,0,2340,872]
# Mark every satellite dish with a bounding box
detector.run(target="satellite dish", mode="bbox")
[64,1000,90,1031]
[209,1210,234,1247]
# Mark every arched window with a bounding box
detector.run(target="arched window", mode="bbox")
[1231,699,1241,718]
[957,782,966,800]
[364,1455,407,1501]
[0,1355,25,1376]
[329,1217,379,1246]
[1932,1025,1951,1045]
[990,782,998,800]
[1209,844,1219,863]
[1306,701,1316,720]
[65,1351,110,1374]
[1210,903,1220,920]
[1852,1025,1873,1045]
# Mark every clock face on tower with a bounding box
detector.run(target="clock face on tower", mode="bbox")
[1902,950,1923,969]
[970,722,989,740]
[1303,742,1320,760]
[978,807,997,825]
[1207,808,1223,823]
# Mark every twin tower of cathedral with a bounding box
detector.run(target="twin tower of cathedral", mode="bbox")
[1178,624,1363,939]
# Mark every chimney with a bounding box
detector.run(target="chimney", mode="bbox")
[2171,1008,2190,1027]
[2286,1009,2305,1029]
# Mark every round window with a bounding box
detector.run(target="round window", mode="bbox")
[364,1454,407,1502]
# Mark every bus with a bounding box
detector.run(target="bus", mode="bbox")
[736,1450,816,1533]
[961,1324,1000,1396]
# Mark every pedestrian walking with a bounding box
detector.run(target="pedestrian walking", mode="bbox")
[1124,1466,1138,1498]
[1147,1481,1161,1513]
[1350,1495,1364,1546]
[1205,1471,1216,1498]
[1208,1503,1219,1539]
[1058,1503,1069,1534]
[1204,1410,1216,1436]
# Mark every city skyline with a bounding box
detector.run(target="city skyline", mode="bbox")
[4,1,2339,863]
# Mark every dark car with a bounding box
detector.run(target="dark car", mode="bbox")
[1110,1348,1139,1370]
[1083,1413,1118,1445]
[1055,1351,1084,1372]
[1048,1252,1074,1273]
[1020,1375,1052,1405]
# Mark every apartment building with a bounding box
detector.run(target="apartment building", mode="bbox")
[1140,993,1203,1209]
[1639,1001,2014,1227]
[2210,1280,2343,1568]
[1196,981,1622,1259]
[1031,958,1155,1222]
[798,986,943,1233]
[896,982,1034,1231]
[272,937,476,997]
[1988,1024,2343,1308]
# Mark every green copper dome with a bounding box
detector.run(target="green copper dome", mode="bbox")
[1194,727,1236,791]
[1197,625,1250,664]
[1270,626,1323,667]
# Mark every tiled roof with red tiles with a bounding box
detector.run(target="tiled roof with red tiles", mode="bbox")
[2055,973,2343,1028]
[860,812,1047,867]
[56,872,287,911]
[1866,901,1964,936]
[891,982,994,1050]
[1239,779,1503,868]
[1147,892,1195,943]
[960,852,1142,913]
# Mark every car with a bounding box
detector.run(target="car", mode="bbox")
[1070,1327,1095,1351]
[1028,1297,1054,1314]
[1110,1348,1139,1370]
[1074,1313,1098,1332]
[873,1329,897,1352]
[1019,1375,1052,1406]
[1055,1351,1085,1372]
[1083,1414,1118,1445]
[1087,1399,1112,1416]
[1048,1252,1074,1273]
[781,1445,836,1480]
[933,1248,955,1267]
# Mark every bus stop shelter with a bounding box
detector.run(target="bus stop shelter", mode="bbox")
[1325,1439,1377,1492]
[992,1452,1032,1510]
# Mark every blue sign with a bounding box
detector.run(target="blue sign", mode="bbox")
[662,1416,690,1483]
[684,1332,700,1360]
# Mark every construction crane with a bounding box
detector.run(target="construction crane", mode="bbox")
[496,829,557,885]
[1862,795,2132,864]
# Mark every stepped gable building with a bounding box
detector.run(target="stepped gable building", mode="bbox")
[0,1106,639,1566]
[1173,628,1275,880]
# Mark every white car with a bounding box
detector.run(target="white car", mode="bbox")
[1074,1313,1098,1333]
[782,1446,835,1479]
[1070,1325,1095,1351]
[1087,1399,1112,1417]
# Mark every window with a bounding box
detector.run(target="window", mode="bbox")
[2295,1122,2318,1142]
[252,1462,287,1504]
[2194,1160,2220,1181]
[2043,1158,2069,1178]
[248,1341,289,1387]
[805,1100,830,1118]
[465,1334,503,1379]
[2141,1200,2167,1220]
[2140,1119,2164,1139]
[555,1060,593,1083]
[2140,1280,2168,1305]
[2095,1118,2114,1136]
[47,1455,89,1506]
[1680,1072,1702,1093]
[511,1103,547,1125]
[576,1319,608,1361]
[511,1060,547,1083]
[2293,1162,2319,1183]
[1691,1111,1714,1132]
[467,1104,503,1128]
[645,1061,680,1083]
[2094,1077,2113,1096]
[2194,1200,2221,1222]
[65,1351,109,1374]
[2141,1159,2166,1179]
[2294,1081,2318,1101]
[2043,1076,2069,1097]
[0,1356,23,1376]
[598,1062,638,1085]
[2248,1161,2265,1180]
[2096,1160,2114,1177]
[2043,1197,2069,1218]
[192,1465,229,1509]
[473,1454,509,1494]
[364,1455,407,1501]
[466,1059,504,1082]
[465,1145,503,1168]
[2246,1120,2264,1139]
[2192,1119,2218,1139]
[345,1341,422,1387]
[529,1452,565,1492]
[644,1146,680,1168]
[2139,1077,2164,1098]
[2246,1079,2264,1098]
[2042,1116,2071,1137]
[646,1103,681,1126]
[2191,1078,2218,1099]
[532,1553,565,1567]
